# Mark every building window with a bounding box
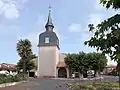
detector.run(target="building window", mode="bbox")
[45,37,49,43]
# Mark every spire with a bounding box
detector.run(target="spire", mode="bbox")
[45,5,54,31]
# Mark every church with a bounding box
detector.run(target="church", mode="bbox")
[35,8,69,78]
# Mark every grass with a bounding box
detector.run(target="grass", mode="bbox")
[69,82,119,90]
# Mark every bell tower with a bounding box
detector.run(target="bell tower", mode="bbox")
[37,6,60,77]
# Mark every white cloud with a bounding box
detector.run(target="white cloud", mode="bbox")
[0,0,28,19]
[65,13,104,55]
[3,3,19,18]
[68,23,81,32]
[68,13,104,42]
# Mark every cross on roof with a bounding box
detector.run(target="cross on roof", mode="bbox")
[49,4,52,11]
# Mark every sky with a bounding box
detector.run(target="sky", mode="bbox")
[0,0,117,65]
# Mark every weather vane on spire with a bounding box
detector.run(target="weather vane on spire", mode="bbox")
[48,4,52,12]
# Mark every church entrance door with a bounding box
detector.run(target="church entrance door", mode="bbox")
[29,72,35,77]
[58,67,67,78]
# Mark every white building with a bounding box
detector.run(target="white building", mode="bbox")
[0,63,17,76]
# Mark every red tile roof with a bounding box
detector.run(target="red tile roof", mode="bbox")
[0,63,16,69]
[57,61,67,68]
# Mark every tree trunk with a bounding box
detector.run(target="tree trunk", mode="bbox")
[81,73,83,78]
[95,71,99,77]
[23,58,27,80]
[79,72,83,78]
[70,69,73,78]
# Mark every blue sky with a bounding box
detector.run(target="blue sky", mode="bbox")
[0,0,117,65]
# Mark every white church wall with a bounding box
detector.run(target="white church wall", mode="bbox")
[38,46,57,77]
[55,48,60,66]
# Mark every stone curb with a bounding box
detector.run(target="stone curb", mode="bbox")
[51,77,104,81]
[0,81,26,88]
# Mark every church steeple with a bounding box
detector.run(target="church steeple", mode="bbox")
[45,5,54,32]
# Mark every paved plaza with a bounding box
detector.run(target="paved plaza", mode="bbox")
[0,78,71,90]
[0,76,119,90]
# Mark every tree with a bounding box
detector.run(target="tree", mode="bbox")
[17,54,37,72]
[65,52,107,78]
[84,0,120,87]
[86,52,107,77]
[65,52,89,78]
[16,39,36,74]
[77,52,89,78]
[65,53,78,76]
[9,66,17,72]
[100,0,120,9]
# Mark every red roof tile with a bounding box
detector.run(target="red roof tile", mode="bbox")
[57,61,67,68]
[0,63,16,69]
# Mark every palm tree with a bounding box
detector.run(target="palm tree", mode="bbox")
[16,39,33,74]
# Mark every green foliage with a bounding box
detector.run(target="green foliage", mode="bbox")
[69,82,119,90]
[65,52,88,74]
[65,52,107,76]
[84,0,120,87]
[77,52,88,73]
[16,39,32,58]
[69,83,94,90]
[86,52,107,72]
[16,39,37,73]
[100,0,120,10]
[0,74,24,84]
[85,14,120,62]
[108,69,118,76]
[17,54,37,72]
[65,53,78,70]
[84,0,120,71]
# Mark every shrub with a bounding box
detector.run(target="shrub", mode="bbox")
[108,69,118,76]
[68,82,119,90]
[0,74,25,84]
[69,83,95,90]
